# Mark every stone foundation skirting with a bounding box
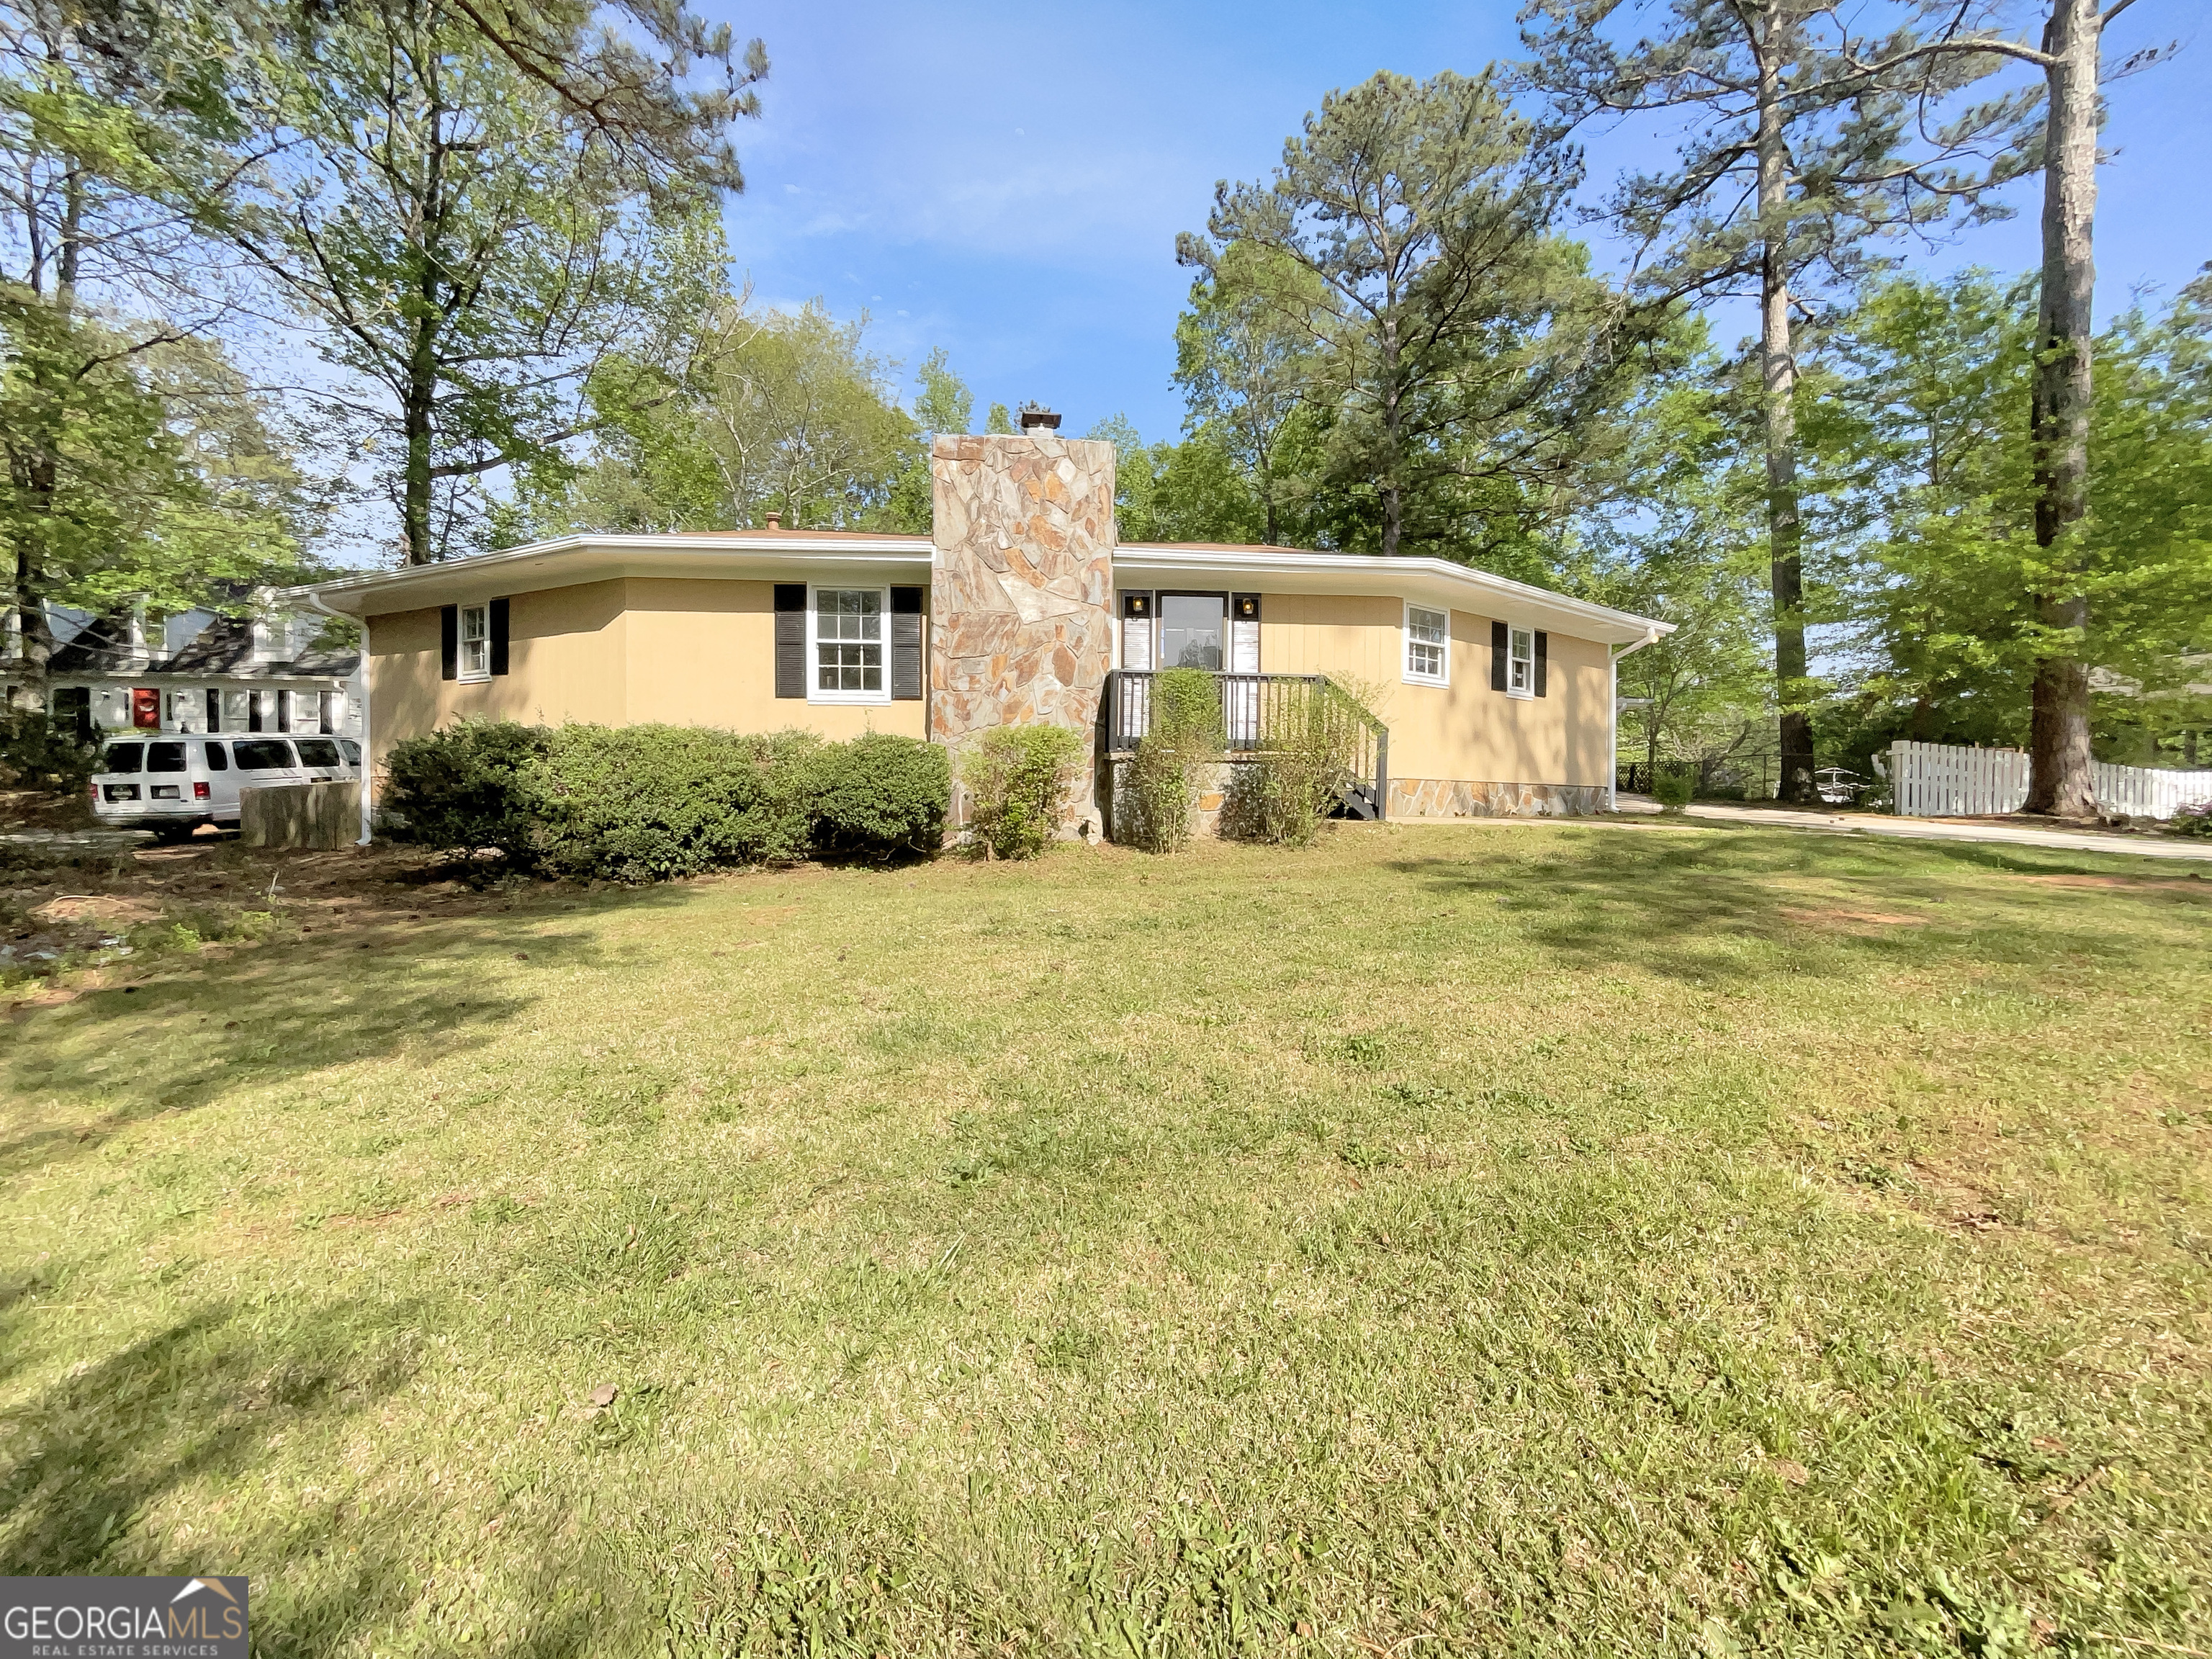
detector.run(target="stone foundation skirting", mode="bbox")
[1102,760,1608,840]
[1388,777,1609,819]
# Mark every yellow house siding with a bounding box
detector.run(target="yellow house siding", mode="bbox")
[619,577,926,740]
[1251,593,1609,790]
[366,575,927,763]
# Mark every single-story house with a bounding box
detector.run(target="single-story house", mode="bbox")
[287,428,1669,841]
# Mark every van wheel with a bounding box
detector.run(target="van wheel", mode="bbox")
[149,822,197,844]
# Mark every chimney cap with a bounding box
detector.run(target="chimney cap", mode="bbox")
[1017,403,1061,434]
[764,510,782,530]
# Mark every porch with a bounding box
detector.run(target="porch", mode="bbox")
[1100,667,1390,822]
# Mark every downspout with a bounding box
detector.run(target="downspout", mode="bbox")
[303,590,373,845]
[1609,627,1663,811]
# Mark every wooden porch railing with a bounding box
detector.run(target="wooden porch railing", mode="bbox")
[1102,670,1388,821]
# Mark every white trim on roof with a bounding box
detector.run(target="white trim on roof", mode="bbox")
[283,531,1671,644]
[1112,544,1668,644]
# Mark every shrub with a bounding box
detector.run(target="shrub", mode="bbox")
[0,710,101,798]
[1118,667,1223,853]
[385,719,550,863]
[1650,767,1694,811]
[960,724,1083,859]
[1221,681,1359,847]
[387,721,950,881]
[533,725,822,882]
[2173,802,2212,837]
[811,732,950,860]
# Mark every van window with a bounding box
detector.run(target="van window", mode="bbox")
[295,738,342,768]
[232,739,296,770]
[146,741,187,773]
[102,742,144,774]
[338,739,361,764]
[201,742,229,771]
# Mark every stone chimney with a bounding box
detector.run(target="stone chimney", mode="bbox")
[929,433,1115,835]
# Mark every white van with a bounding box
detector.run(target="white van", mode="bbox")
[91,735,361,840]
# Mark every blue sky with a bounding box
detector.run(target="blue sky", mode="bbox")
[705,1,2206,447]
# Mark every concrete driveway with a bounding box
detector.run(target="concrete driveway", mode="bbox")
[1610,794,2212,863]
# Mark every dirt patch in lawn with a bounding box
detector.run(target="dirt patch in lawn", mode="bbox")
[27,893,165,929]
[2018,873,2212,894]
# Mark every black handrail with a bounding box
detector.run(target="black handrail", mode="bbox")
[1103,669,1389,820]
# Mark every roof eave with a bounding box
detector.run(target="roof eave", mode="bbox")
[1113,544,1671,643]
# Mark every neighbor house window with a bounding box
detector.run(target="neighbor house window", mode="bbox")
[1405,603,1449,685]
[811,587,887,701]
[1508,626,1534,696]
[458,603,490,682]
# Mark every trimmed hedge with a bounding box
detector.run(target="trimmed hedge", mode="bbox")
[385,721,946,881]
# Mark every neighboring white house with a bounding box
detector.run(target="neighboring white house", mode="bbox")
[21,593,361,740]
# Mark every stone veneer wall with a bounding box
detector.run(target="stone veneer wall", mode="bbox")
[1388,777,1611,818]
[928,433,1117,832]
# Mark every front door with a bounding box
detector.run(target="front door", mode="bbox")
[1158,593,1225,670]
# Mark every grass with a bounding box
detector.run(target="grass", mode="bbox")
[1,819,2208,1656]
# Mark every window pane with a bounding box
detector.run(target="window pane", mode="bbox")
[817,589,882,643]
[102,742,144,774]
[461,606,488,642]
[146,741,187,773]
[296,739,342,767]
[1159,593,1223,670]
[233,739,295,770]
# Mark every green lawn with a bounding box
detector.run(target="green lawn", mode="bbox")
[3,822,2208,1655]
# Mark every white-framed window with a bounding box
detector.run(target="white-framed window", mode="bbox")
[809,585,888,702]
[1404,603,1449,685]
[1507,626,1535,697]
[458,602,491,682]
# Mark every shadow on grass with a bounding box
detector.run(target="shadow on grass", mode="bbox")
[1385,828,2196,984]
[0,885,696,1181]
[0,1290,616,1658]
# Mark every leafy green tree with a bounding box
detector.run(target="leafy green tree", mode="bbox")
[0,298,307,707]
[1522,0,2036,801]
[1178,69,1632,565]
[211,6,749,563]
[1173,241,1318,545]
[1822,269,2212,775]
[511,298,920,537]
[884,346,974,533]
[1574,348,1774,786]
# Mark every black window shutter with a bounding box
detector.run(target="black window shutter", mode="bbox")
[489,597,511,675]
[276,689,291,732]
[890,586,923,700]
[1490,620,1509,692]
[440,604,459,681]
[205,688,220,732]
[1534,631,1550,697]
[773,583,806,698]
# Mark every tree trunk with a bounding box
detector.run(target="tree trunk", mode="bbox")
[6,168,84,711]
[1755,19,1817,804]
[6,531,55,715]
[2023,0,2100,819]
[1379,315,1402,557]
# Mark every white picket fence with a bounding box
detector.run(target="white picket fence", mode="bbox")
[1885,739,2212,819]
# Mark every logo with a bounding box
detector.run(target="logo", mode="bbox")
[1,1576,248,1658]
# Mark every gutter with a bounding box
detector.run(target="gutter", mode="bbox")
[302,588,373,846]
[1607,626,1664,812]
